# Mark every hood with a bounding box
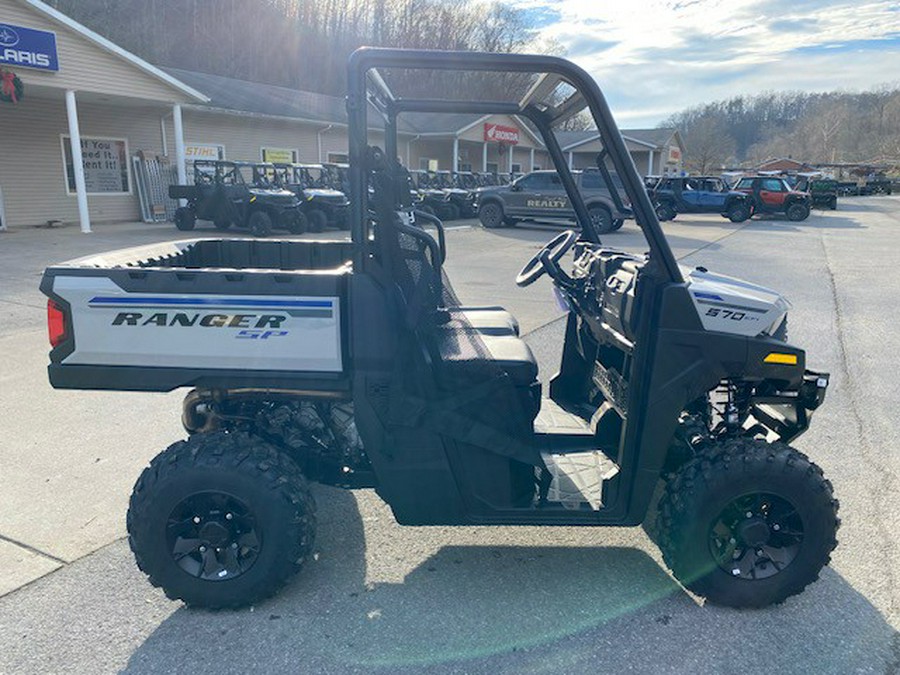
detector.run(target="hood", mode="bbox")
[250,188,296,199]
[684,266,791,338]
[303,188,346,199]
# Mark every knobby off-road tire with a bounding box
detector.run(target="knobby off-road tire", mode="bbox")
[657,438,838,608]
[727,202,750,223]
[306,209,328,233]
[786,202,811,222]
[248,210,273,237]
[174,207,196,231]
[127,430,317,609]
[655,202,676,222]
[479,201,505,228]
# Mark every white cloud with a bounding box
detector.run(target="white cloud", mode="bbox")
[528,0,900,125]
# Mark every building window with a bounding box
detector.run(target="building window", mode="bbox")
[460,163,472,172]
[261,148,298,164]
[327,152,349,164]
[419,158,438,171]
[61,135,131,195]
[511,163,522,173]
[532,165,541,171]
[486,162,499,173]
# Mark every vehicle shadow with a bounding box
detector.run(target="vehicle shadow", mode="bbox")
[122,485,898,675]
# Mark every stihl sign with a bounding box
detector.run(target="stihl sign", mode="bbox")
[484,123,519,145]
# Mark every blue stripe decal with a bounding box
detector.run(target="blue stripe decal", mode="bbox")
[693,292,724,301]
[89,296,333,308]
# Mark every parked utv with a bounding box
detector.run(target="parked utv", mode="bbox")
[273,163,350,231]
[793,175,838,210]
[732,175,812,221]
[410,169,456,220]
[652,176,752,222]
[44,48,838,611]
[432,170,477,218]
[169,160,303,236]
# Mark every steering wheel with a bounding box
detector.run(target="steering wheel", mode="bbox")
[516,229,578,287]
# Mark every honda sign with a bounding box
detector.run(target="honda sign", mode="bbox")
[484,123,519,145]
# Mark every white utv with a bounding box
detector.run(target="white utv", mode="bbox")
[41,48,838,610]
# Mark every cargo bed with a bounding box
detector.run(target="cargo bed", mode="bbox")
[41,238,354,393]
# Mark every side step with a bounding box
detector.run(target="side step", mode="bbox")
[534,398,620,511]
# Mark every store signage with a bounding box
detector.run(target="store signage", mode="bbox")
[185,144,225,161]
[63,136,130,194]
[484,123,519,145]
[0,23,58,72]
[261,148,297,164]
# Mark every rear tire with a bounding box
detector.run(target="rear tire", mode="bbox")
[829,196,837,210]
[786,202,810,222]
[247,210,273,237]
[174,207,196,231]
[588,205,614,234]
[479,201,505,229]
[306,209,327,233]
[657,438,839,608]
[127,431,317,609]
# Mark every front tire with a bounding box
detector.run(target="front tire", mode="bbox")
[657,439,839,608]
[127,431,316,609]
[306,209,327,233]
[174,207,196,231]
[656,202,676,222]
[479,201,505,229]
[786,202,810,222]
[726,202,750,223]
[247,210,273,237]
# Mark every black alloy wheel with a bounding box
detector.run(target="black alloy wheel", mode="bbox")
[166,491,261,582]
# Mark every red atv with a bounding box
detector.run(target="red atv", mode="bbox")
[732,176,811,221]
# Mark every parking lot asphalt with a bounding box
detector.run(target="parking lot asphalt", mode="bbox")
[1,199,899,673]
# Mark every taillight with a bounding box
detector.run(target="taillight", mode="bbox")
[47,299,67,347]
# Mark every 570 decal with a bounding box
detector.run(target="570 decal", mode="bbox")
[705,307,759,322]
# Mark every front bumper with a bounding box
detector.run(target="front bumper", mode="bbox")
[750,369,829,443]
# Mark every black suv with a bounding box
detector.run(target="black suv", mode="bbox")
[475,168,631,233]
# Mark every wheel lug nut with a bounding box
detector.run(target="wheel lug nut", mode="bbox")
[232,542,238,549]
[225,513,233,520]
[746,512,753,518]
[199,545,206,552]
[732,568,740,576]
[756,549,764,556]
[729,538,736,545]
[193,516,201,524]
[773,524,780,531]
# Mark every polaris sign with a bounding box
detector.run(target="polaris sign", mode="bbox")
[0,23,59,72]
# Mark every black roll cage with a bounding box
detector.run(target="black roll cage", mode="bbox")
[346,47,683,284]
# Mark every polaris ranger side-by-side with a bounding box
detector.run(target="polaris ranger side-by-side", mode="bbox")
[169,160,303,236]
[42,49,838,610]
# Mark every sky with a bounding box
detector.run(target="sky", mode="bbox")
[520,0,900,127]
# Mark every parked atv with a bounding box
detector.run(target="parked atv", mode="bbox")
[652,176,752,223]
[169,160,303,236]
[46,48,838,611]
[432,170,477,218]
[732,176,812,221]
[273,163,350,231]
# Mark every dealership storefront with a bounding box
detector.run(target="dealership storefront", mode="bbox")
[0,0,212,231]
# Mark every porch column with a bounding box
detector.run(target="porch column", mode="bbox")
[482,142,488,171]
[568,151,574,169]
[508,145,513,174]
[647,150,654,175]
[530,147,536,171]
[65,90,91,234]
[173,104,187,187]
[452,137,459,172]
